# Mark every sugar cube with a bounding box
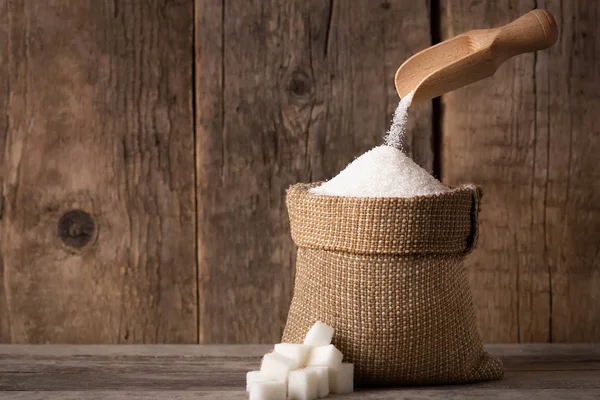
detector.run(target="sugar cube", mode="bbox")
[305,366,329,398]
[246,370,284,392]
[274,343,311,369]
[329,363,354,394]
[288,368,318,400]
[249,380,286,400]
[246,370,264,392]
[260,352,296,381]
[303,321,334,346]
[306,344,343,368]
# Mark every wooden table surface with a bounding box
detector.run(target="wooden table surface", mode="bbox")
[0,344,599,399]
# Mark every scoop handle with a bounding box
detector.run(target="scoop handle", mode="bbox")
[495,9,558,57]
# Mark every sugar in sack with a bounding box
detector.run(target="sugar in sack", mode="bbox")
[283,86,504,386]
[309,145,448,198]
[309,90,447,199]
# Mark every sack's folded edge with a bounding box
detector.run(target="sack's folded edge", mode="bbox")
[286,183,482,255]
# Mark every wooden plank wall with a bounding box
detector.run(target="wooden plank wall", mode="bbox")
[441,0,600,343]
[0,0,197,343]
[0,0,599,344]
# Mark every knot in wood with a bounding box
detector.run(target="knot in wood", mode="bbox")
[57,210,96,249]
[287,71,312,99]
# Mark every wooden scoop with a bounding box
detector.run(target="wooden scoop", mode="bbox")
[395,9,558,104]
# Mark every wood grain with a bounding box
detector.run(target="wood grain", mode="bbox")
[441,0,600,343]
[1,343,599,357]
[0,0,9,344]
[537,0,600,343]
[1,391,600,400]
[3,0,598,345]
[0,345,599,399]
[195,0,432,344]
[1,390,599,400]
[0,0,197,343]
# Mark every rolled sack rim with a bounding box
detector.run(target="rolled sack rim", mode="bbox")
[286,182,482,255]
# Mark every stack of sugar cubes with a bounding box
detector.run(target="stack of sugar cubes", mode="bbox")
[247,321,353,400]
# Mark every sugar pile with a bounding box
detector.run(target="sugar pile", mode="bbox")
[310,90,447,198]
[309,145,447,198]
[310,90,448,198]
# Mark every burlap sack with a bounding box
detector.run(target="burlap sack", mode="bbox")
[282,183,504,386]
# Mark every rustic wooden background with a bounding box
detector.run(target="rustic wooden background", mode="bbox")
[0,0,598,344]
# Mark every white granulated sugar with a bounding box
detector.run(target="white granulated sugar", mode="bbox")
[384,90,414,150]
[309,145,448,198]
[310,89,448,198]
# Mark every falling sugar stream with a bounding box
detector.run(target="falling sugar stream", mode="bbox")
[383,90,415,150]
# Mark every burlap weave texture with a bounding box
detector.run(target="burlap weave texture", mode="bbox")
[282,183,504,386]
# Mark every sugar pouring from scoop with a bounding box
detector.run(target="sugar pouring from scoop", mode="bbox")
[394,9,558,105]
[384,90,415,151]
